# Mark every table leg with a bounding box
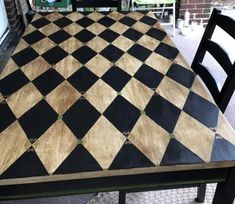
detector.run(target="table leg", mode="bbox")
[213,168,235,204]
[119,191,126,204]
[195,184,206,203]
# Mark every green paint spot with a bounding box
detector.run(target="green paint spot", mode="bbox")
[117,91,121,95]
[77,139,83,144]
[17,66,20,69]
[140,110,145,115]
[41,96,46,100]
[169,133,175,139]
[57,115,63,120]
[188,88,193,92]
[80,63,84,67]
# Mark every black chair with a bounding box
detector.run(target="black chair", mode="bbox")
[72,0,122,12]
[192,8,235,113]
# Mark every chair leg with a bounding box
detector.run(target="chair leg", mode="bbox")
[195,184,207,203]
[119,191,126,204]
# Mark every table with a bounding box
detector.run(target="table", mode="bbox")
[0,11,235,204]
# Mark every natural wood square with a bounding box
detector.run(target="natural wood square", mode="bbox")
[112,36,134,52]
[33,120,78,174]
[87,23,106,35]
[31,38,56,55]
[132,21,150,34]
[83,116,126,169]
[7,83,42,118]
[46,81,81,115]
[39,23,60,36]
[87,12,104,21]
[127,12,144,20]
[122,78,154,110]
[0,59,18,79]
[156,76,189,109]
[59,37,83,54]
[145,52,172,75]
[109,22,129,34]
[85,54,112,77]
[137,35,160,51]
[63,23,83,36]
[13,39,29,54]
[116,53,142,76]
[0,121,31,175]
[23,24,37,36]
[174,112,214,162]
[129,114,170,165]
[86,36,109,53]
[85,79,117,113]
[107,11,124,20]
[66,12,84,22]
[45,12,64,22]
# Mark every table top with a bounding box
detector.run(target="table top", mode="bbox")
[0,11,235,186]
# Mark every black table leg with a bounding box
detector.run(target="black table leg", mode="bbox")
[195,184,206,203]
[119,191,126,204]
[213,167,235,204]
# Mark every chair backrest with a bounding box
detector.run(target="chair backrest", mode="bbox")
[191,8,235,113]
[72,0,122,12]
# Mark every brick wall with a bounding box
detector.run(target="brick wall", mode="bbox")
[3,0,24,36]
[177,0,213,25]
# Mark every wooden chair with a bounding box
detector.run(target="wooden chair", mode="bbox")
[192,8,235,113]
[72,0,122,12]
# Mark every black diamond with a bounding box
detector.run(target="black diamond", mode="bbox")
[109,143,154,170]
[12,47,39,67]
[100,44,124,62]
[140,15,157,26]
[32,69,64,95]
[155,43,179,60]
[0,151,48,179]
[23,30,45,45]
[0,69,29,96]
[74,29,95,43]
[18,100,58,139]
[48,30,71,44]
[99,29,119,43]
[54,17,73,27]
[98,16,116,27]
[119,16,136,26]
[67,67,98,92]
[54,145,102,174]
[183,92,219,128]
[160,138,203,166]
[134,64,164,89]
[102,66,131,92]
[145,94,181,133]
[63,99,100,139]
[72,46,97,64]
[211,137,235,162]
[146,28,167,41]
[0,103,16,133]
[166,64,195,88]
[128,44,151,61]
[42,46,68,65]
[76,17,94,27]
[123,28,143,41]
[104,95,140,133]
[31,18,50,28]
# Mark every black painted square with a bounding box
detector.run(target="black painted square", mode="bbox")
[0,103,16,133]
[42,46,68,65]
[104,95,140,133]
[134,64,164,89]
[183,92,219,128]
[154,43,179,60]
[140,15,157,26]
[48,30,71,44]
[127,44,151,62]
[63,99,100,139]
[74,29,95,43]
[100,44,124,62]
[98,16,116,27]
[23,30,45,44]
[122,28,143,41]
[72,46,97,64]
[101,66,131,92]
[54,145,102,174]
[119,16,136,26]
[146,28,167,41]
[54,17,73,27]
[12,47,39,67]
[31,17,50,28]
[0,69,29,96]
[18,100,58,139]
[32,69,64,95]
[99,29,120,43]
[166,64,195,88]
[67,67,98,93]
[145,94,181,133]
[76,17,94,28]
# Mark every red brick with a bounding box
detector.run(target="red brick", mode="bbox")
[203,8,211,13]
[196,13,210,18]
[196,3,211,8]
[181,3,196,9]
[189,0,204,3]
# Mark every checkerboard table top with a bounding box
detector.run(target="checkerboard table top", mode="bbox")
[0,11,235,185]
